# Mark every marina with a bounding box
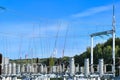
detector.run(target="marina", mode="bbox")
[0,12,118,79]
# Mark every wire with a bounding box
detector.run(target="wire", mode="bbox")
[52,22,61,57]
[19,36,23,59]
[62,25,69,57]
[39,25,44,58]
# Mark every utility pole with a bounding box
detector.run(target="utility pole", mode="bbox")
[90,36,93,73]
[112,5,116,77]
[90,30,113,74]
[90,5,116,77]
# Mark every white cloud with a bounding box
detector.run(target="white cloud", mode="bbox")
[0,21,68,38]
[41,22,68,33]
[27,21,69,38]
[72,4,112,18]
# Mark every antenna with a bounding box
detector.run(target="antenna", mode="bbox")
[112,5,115,31]
[113,5,114,16]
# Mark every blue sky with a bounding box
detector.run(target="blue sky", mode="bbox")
[0,0,120,59]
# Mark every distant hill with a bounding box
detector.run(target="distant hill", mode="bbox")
[10,56,70,67]
[10,38,120,74]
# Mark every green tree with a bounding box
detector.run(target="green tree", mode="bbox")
[49,57,54,67]
[103,45,112,64]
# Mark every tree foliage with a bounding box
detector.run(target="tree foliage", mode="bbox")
[74,37,120,66]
